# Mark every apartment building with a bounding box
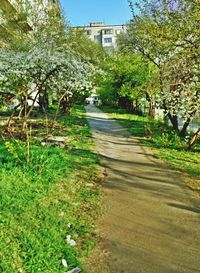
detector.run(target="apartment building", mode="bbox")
[74,22,126,50]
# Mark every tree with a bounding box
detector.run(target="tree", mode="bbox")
[0,4,96,130]
[118,0,200,136]
[66,29,106,65]
[96,52,157,115]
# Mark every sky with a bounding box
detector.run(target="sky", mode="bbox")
[60,0,132,26]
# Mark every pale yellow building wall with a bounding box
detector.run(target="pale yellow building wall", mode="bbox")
[74,23,126,49]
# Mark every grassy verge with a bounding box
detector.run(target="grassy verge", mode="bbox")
[100,106,200,193]
[0,105,102,273]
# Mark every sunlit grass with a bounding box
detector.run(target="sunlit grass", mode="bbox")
[0,105,101,273]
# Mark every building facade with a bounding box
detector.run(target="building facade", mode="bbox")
[74,22,126,50]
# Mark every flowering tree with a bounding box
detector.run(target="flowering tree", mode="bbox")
[0,1,97,130]
[0,41,94,129]
[118,0,200,137]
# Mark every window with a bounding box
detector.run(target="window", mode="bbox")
[104,37,112,44]
[86,30,91,35]
[104,29,112,35]
[94,35,101,42]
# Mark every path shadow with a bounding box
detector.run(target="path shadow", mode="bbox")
[167,203,200,214]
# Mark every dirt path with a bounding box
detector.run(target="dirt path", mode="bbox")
[85,105,200,273]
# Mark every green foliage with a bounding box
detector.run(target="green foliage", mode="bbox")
[67,29,106,65]
[119,0,200,134]
[0,105,101,273]
[97,80,118,106]
[97,52,155,111]
[0,1,31,48]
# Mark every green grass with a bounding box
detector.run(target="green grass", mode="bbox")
[0,105,101,273]
[100,106,200,190]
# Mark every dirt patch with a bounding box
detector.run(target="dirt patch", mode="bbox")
[84,240,110,273]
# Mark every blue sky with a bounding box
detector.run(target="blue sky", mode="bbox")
[60,0,132,26]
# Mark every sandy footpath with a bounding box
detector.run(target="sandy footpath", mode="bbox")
[85,105,200,273]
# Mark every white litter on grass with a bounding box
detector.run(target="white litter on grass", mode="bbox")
[62,259,68,268]
[67,223,72,228]
[66,235,77,246]
[59,211,65,217]
[64,267,81,273]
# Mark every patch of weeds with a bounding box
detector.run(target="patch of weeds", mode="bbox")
[0,105,101,273]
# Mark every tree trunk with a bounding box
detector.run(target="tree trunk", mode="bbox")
[167,113,179,132]
[61,95,70,113]
[18,105,24,119]
[18,97,27,118]
[145,93,155,119]
[7,108,16,130]
[22,92,39,130]
[148,102,155,119]
[188,128,200,149]
[7,103,21,130]
[179,117,191,137]
[39,90,49,113]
